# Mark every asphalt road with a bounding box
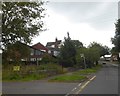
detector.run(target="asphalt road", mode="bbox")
[2,80,79,94]
[2,62,119,95]
[79,62,118,94]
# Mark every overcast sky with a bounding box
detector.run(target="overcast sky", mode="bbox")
[32,1,118,48]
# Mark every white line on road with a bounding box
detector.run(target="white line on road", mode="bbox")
[65,83,82,96]
[76,75,96,94]
[72,87,77,91]
[78,83,82,86]
[65,76,96,95]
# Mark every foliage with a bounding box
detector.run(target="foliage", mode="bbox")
[76,46,100,68]
[111,19,120,61]
[2,2,45,49]
[111,19,120,52]
[40,53,58,64]
[72,40,83,49]
[2,41,30,65]
[2,63,63,81]
[59,33,77,67]
[88,42,110,56]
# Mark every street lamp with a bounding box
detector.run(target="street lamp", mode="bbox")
[80,54,86,69]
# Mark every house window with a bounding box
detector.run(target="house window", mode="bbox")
[30,49,34,55]
[30,58,36,61]
[35,50,41,55]
[51,45,55,48]
[48,50,51,54]
[37,58,42,61]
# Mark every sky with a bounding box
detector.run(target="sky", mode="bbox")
[31,1,118,48]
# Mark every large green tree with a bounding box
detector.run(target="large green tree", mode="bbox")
[2,2,45,64]
[2,2,45,49]
[111,19,120,61]
[59,33,77,67]
[88,42,110,56]
[111,19,120,52]
[71,40,83,49]
[76,46,100,68]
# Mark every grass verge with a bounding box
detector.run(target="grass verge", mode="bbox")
[49,65,102,82]
[49,74,87,82]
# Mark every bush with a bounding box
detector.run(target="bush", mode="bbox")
[2,63,63,81]
[40,54,58,64]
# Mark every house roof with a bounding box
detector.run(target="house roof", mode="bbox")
[47,47,60,51]
[32,42,48,51]
[46,40,61,47]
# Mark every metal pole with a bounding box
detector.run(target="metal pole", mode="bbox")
[80,54,86,69]
[83,56,86,69]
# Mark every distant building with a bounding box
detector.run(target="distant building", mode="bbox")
[46,38,62,57]
[104,54,111,61]
[32,42,49,53]
[5,42,49,65]
[111,54,118,61]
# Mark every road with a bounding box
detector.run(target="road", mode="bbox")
[79,62,118,94]
[3,81,79,94]
[2,62,119,95]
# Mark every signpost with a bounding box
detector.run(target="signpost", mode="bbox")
[80,54,86,69]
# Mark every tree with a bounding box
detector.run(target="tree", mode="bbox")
[111,19,120,52]
[2,41,30,65]
[59,33,76,67]
[111,19,120,61]
[76,46,100,68]
[72,40,83,49]
[2,2,45,49]
[76,42,110,68]
[2,2,46,65]
[88,42,110,56]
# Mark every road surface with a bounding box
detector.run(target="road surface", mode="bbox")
[79,62,118,94]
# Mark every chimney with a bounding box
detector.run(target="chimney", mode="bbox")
[55,37,58,48]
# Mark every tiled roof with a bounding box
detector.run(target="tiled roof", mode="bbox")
[32,42,48,51]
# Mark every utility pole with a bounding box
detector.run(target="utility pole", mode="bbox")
[80,54,86,69]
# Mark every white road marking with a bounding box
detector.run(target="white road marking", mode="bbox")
[90,76,96,81]
[76,75,96,94]
[72,87,77,91]
[78,83,82,86]
[65,76,96,95]
[65,83,82,96]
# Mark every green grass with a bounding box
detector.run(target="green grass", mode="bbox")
[2,63,102,82]
[2,63,63,81]
[49,74,87,82]
[49,65,102,82]
[74,66,101,75]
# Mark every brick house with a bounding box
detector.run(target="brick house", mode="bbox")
[29,42,49,65]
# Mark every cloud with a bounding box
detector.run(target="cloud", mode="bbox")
[32,8,115,48]
[45,2,117,30]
